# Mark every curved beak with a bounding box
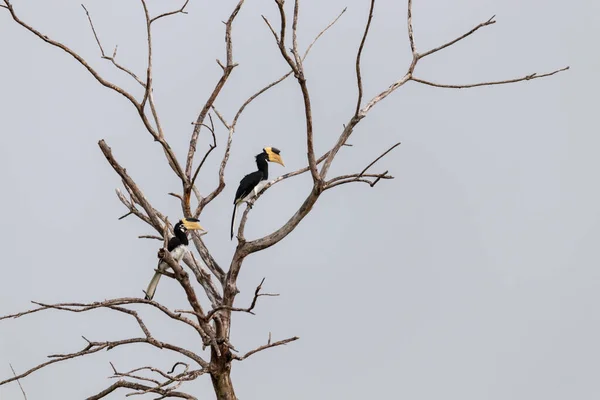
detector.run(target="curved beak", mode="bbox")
[182,218,205,231]
[270,153,285,167]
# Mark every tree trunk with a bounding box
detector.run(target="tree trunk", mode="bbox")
[211,369,236,400]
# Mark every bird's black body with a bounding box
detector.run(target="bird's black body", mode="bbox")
[231,147,284,240]
[234,152,269,204]
[167,228,189,252]
[144,218,203,300]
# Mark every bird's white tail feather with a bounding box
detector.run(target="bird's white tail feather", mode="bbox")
[230,203,238,240]
[145,271,162,300]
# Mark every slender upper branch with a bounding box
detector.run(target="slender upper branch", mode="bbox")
[99,140,164,230]
[81,5,146,86]
[411,67,569,89]
[185,0,245,181]
[205,278,278,321]
[150,0,190,24]
[233,335,299,361]
[407,0,416,54]
[269,0,320,183]
[2,0,137,107]
[419,15,496,59]
[355,0,375,116]
[8,364,27,400]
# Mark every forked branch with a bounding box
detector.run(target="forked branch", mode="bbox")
[86,379,197,400]
[233,335,299,361]
[205,278,279,321]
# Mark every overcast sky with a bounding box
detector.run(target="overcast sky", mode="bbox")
[1,0,598,399]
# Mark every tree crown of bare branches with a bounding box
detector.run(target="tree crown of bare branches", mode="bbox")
[0,0,567,398]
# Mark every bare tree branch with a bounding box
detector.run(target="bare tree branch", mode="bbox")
[233,335,299,361]
[186,236,226,288]
[2,1,137,106]
[355,0,375,115]
[205,278,278,321]
[266,0,319,183]
[3,1,186,181]
[407,0,416,54]
[1,335,206,387]
[185,0,245,182]
[411,67,569,89]
[419,15,496,58]
[139,235,163,240]
[81,5,145,86]
[139,0,153,110]
[150,0,190,24]
[86,379,197,400]
[190,114,217,198]
[1,298,211,345]
[99,140,164,230]
[9,364,27,400]
[107,362,205,398]
[325,172,393,190]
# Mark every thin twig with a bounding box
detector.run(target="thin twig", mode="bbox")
[185,0,245,180]
[150,0,190,23]
[9,364,27,400]
[411,67,569,89]
[358,142,401,177]
[190,114,217,190]
[205,278,278,321]
[407,0,415,54]
[419,15,496,58]
[233,336,299,361]
[355,0,375,115]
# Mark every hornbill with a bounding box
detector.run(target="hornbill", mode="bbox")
[144,218,204,300]
[231,147,285,240]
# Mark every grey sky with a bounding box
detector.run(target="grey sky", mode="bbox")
[0,0,597,399]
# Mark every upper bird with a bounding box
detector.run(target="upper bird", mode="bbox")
[144,217,204,300]
[231,147,285,240]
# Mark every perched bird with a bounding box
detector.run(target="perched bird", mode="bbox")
[231,147,285,240]
[144,218,204,300]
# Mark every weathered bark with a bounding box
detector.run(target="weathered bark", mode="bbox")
[210,346,236,400]
[211,371,236,400]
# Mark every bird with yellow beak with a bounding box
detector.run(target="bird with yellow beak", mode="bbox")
[231,147,285,240]
[144,218,204,300]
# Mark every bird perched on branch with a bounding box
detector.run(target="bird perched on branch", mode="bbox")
[231,147,285,240]
[144,218,205,300]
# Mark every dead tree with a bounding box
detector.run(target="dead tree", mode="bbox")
[0,0,567,399]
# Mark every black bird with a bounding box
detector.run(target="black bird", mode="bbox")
[144,218,205,300]
[231,147,285,240]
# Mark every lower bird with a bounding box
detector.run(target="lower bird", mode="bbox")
[144,217,205,300]
[231,147,285,240]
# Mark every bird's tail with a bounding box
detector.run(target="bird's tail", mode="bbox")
[144,270,162,300]
[231,203,238,240]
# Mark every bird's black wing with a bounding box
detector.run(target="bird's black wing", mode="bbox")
[234,171,263,203]
[167,236,183,252]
